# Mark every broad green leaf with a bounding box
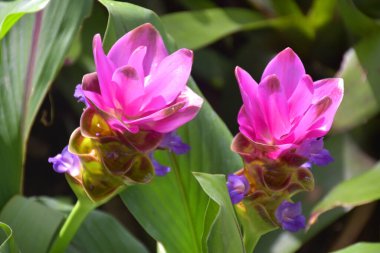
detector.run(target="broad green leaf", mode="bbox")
[0,0,49,40]
[0,222,18,253]
[67,210,148,253]
[161,8,266,50]
[310,162,380,226]
[355,32,380,105]
[339,0,380,39]
[193,173,244,253]
[0,0,92,208]
[307,0,338,28]
[333,49,378,132]
[352,0,380,19]
[0,196,64,253]
[332,242,380,253]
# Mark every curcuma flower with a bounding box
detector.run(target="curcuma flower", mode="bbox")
[228,48,343,233]
[81,23,203,134]
[233,48,343,160]
[51,23,203,202]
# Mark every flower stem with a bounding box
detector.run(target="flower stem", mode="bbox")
[49,200,95,253]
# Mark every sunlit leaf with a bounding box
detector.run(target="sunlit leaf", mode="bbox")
[332,242,380,253]
[333,49,378,132]
[0,222,18,253]
[161,8,266,50]
[309,162,380,226]
[0,0,49,40]
[0,0,92,208]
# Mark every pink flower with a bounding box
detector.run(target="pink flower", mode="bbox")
[81,23,203,134]
[235,48,343,158]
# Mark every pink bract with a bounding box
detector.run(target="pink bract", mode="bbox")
[235,48,343,157]
[82,23,203,134]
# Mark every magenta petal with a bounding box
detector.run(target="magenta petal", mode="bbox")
[112,66,144,116]
[82,72,111,111]
[235,67,269,142]
[141,49,193,112]
[127,46,147,82]
[261,48,305,98]
[294,78,343,140]
[258,74,291,142]
[288,75,314,121]
[237,106,257,141]
[93,34,116,106]
[128,87,203,133]
[108,23,168,74]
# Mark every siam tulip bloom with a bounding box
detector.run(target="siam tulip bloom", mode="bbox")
[81,23,203,134]
[48,146,81,177]
[226,174,250,204]
[275,201,306,232]
[234,48,343,159]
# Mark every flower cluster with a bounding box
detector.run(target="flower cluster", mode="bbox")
[227,48,343,232]
[49,23,203,202]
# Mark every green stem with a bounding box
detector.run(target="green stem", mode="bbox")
[49,200,95,253]
[168,152,201,253]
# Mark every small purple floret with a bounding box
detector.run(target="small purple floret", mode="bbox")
[48,146,81,177]
[297,138,333,167]
[275,201,306,232]
[227,174,250,204]
[160,131,190,155]
[74,84,88,106]
[149,153,171,176]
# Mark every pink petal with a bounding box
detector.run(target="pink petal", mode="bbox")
[288,75,314,121]
[235,67,269,142]
[108,23,168,74]
[141,49,193,112]
[127,87,203,133]
[93,34,116,106]
[293,78,344,141]
[112,66,144,117]
[262,48,305,98]
[258,74,291,142]
[237,106,256,141]
[82,72,110,112]
[127,46,147,82]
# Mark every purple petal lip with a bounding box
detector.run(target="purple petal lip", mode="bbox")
[82,23,203,134]
[296,138,333,166]
[48,146,81,177]
[275,201,306,232]
[159,131,190,155]
[149,153,171,176]
[227,174,250,204]
[235,48,343,156]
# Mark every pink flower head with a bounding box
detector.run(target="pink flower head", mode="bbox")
[235,48,343,158]
[81,23,203,134]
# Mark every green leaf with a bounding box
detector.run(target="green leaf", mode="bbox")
[0,196,64,253]
[310,162,380,226]
[0,222,19,253]
[333,49,378,132]
[338,0,380,39]
[0,0,49,40]
[193,173,244,253]
[161,8,266,50]
[332,242,380,253]
[67,210,148,253]
[355,32,380,105]
[0,0,92,208]
[307,0,338,28]
[352,0,380,19]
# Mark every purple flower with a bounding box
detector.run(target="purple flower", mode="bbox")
[296,138,333,166]
[74,84,88,106]
[149,153,170,176]
[275,201,306,232]
[227,174,250,204]
[160,131,190,155]
[48,146,81,177]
